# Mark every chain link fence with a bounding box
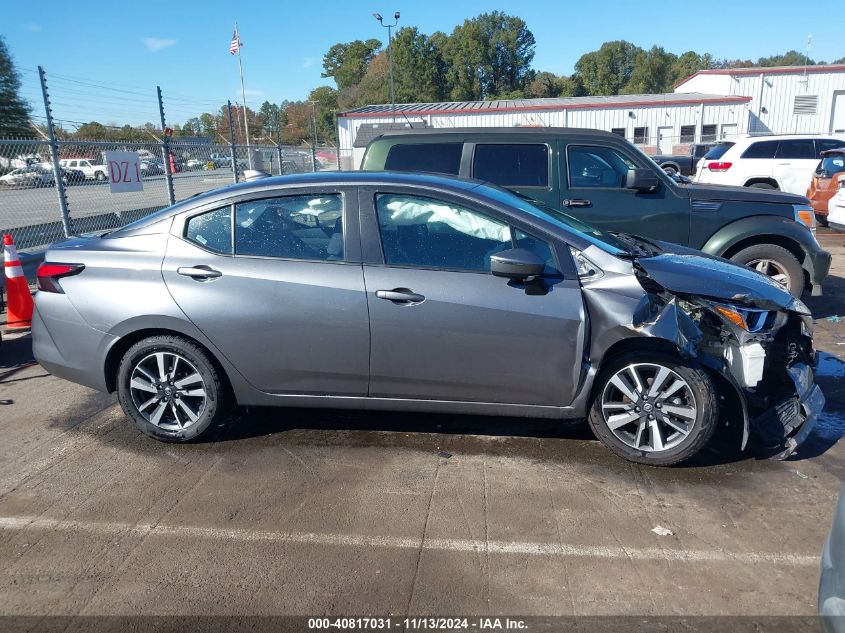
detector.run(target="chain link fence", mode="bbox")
[0,138,340,252]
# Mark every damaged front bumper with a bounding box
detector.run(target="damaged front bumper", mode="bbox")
[754,362,825,460]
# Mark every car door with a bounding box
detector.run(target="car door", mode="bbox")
[162,186,370,396]
[773,138,818,195]
[358,186,586,407]
[560,143,691,245]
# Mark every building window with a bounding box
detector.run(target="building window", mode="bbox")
[680,125,696,143]
[611,128,625,137]
[633,127,648,145]
[701,125,718,142]
[793,95,818,115]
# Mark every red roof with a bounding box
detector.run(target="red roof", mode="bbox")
[676,64,845,88]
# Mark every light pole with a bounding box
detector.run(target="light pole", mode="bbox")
[373,11,400,123]
[309,101,318,172]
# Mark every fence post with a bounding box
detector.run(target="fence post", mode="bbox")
[276,117,284,176]
[38,66,72,238]
[227,101,239,183]
[156,86,176,206]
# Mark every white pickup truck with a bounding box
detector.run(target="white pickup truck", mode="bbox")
[59,158,109,181]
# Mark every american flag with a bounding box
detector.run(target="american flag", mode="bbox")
[229,28,242,55]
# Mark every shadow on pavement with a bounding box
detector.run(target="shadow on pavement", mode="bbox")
[806,274,845,320]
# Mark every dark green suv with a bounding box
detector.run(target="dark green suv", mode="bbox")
[361,128,830,297]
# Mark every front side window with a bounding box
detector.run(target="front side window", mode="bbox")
[741,140,778,159]
[185,207,233,254]
[567,145,637,188]
[473,144,550,187]
[375,194,512,272]
[384,143,462,175]
[775,139,815,160]
[235,194,343,261]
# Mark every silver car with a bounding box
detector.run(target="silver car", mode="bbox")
[32,172,824,465]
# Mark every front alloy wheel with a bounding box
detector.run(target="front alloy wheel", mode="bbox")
[588,353,719,466]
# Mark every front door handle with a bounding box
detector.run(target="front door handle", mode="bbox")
[177,265,222,280]
[563,198,592,208]
[376,288,426,304]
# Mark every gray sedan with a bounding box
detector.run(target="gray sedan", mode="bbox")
[32,172,824,465]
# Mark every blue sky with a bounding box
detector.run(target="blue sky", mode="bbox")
[3,0,842,127]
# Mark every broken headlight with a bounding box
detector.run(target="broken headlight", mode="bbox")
[705,301,776,333]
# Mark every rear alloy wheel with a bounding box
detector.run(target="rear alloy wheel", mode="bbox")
[729,243,805,297]
[588,354,719,466]
[95,172,107,182]
[117,335,228,442]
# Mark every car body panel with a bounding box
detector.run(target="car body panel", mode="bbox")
[31,172,824,459]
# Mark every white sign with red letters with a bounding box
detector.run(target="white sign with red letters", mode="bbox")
[104,151,143,193]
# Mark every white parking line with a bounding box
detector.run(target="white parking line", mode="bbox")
[0,515,819,566]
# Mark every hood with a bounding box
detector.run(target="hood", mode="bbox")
[635,252,797,311]
[684,182,808,205]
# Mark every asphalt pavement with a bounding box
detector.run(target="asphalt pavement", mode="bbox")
[0,232,843,626]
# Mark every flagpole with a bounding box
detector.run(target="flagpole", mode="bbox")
[235,22,253,169]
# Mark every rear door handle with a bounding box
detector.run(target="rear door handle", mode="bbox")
[376,289,426,304]
[177,265,222,280]
[563,198,591,208]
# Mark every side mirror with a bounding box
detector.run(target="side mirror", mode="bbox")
[490,248,545,280]
[625,168,659,192]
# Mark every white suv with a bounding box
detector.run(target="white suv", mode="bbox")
[695,135,845,194]
[59,158,109,181]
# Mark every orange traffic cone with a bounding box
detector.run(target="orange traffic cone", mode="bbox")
[3,234,34,331]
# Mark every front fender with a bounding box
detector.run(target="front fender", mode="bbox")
[700,215,831,290]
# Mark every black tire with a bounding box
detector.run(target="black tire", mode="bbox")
[117,335,229,442]
[816,214,829,228]
[588,352,719,466]
[662,165,678,176]
[747,182,777,190]
[95,172,107,182]
[729,243,805,297]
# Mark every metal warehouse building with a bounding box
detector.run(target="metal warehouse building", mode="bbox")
[338,64,845,170]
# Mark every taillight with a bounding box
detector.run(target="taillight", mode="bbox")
[36,263,84,293]
[707,162,733,172]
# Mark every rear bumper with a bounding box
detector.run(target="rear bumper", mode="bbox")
[31,296,115,392]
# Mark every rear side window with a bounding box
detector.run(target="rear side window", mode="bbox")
[740,140,779,159]
[775,139,815,160]
[235,194,344,261]
[703,143,733,160]
[185,207,233,254]
[817,139,845,154]
[473,144,550,187]
[384,143,462,175]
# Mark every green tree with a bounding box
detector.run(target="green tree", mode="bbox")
[671,51,713,84]
[198,112,218,137]
[757,50,814,67]
[623,46,677,94]
[321,39,382,91]
[834,57,845,64]
[0,36,32,137]
[258,101,281,137]
[353,52,391,106]
[307,86,339,145]
[574,40,643,95]
[444,11,536,100]
[391,27,449,103]
[525,71,586,98]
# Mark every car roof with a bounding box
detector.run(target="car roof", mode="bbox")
[369,126,622,141]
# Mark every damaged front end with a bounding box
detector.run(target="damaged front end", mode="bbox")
[628,254,825,459]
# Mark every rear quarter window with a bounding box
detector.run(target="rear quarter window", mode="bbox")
[384,143,462,175]
[703,143,734,160]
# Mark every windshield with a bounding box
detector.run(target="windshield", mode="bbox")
[477,184,631,255]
